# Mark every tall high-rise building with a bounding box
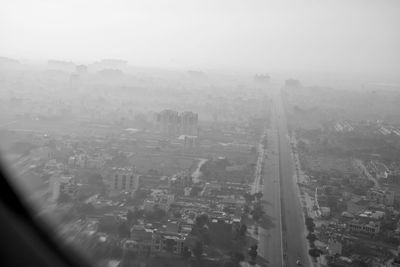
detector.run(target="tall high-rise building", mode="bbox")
[111,167,139,192]
[157,109,180,137]
[180,111,198,136]
[156,110,198,137]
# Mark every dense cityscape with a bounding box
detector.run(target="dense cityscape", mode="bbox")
[1,56,400,267]
[1,1,400,267]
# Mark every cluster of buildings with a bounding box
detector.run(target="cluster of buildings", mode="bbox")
[4,97,260,266]
[49,174,78,202]
[156,110,199,137]
[333,121,354,133]
[308,180,400,266]
[365,160,389,181]
[122,223,187,256]
[111,167,139,194]
[330,119,400,138]
[347,210,384,235]
[70,161,247,262]
[299,119,400,264]
[67,153,108,169]
[143,190,175,212]
[117,213,242,258]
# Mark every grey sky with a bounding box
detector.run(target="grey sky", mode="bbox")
[1,0,399,74]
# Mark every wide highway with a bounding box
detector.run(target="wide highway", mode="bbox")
[254,87,310,267]
[257,98,283,266]
[275,90,310,267]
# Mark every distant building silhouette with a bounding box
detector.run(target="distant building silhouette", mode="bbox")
[254,74,270,83]
[76,64,88,75]
[180,111,198,136]
[48,60,75,72]
[157,109,180,137]
[156,110,199,137]
[285,79,301,87]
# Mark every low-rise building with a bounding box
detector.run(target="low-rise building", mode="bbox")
[86,156,106,169]
[327,238,342,256]
[367,188,395,206]
[126,225,153,255]
[151,231,186,255]
[144,191,175,212]
[348,219,381,234]
[358,210,385,220]
[321,207,331,218]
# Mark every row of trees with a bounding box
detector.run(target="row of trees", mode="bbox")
[305,216,323,260]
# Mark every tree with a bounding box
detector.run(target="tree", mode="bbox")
[251,202,264,222]
[309,248,322,258]
[77,203,95,217]
[145,206,167,221]
[248,244,258,265]
[238,224,247,237]
[88,173,104,186]
[192,241,204,261]
[224,252,245,267]
[254,192,263,201]
[190,186,202,197]
[305,217,315,233]
[233,252,245,262]
[243,204,250,215]
[307,233,317,242]
[153,206,167,221]
[57,192,72,204]
[118,221,131,238]
[306,233,317,244]
[165,239,176,253]
[110,244,123,258]
[133,209,145,221]
[173,210,182,219]
[182,246,191,259]
[127,209,134,224]
[195,214,209,228]
[244,192,255,203]
[122,249,136,264]
[352,259,369,267]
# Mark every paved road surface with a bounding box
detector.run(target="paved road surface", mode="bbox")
[276,91,311,267]
[258,101,283,266]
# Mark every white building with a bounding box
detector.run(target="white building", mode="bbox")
[348,219,381,234]
[151,231,186,255]
[49,174,77,202]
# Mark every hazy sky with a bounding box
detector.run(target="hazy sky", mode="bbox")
[1,0,399,74]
